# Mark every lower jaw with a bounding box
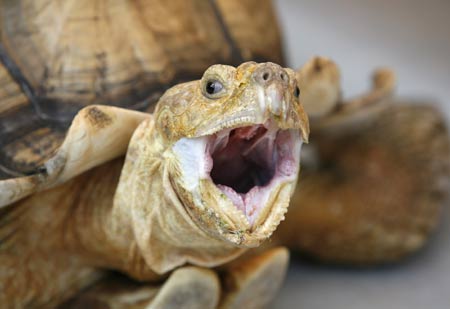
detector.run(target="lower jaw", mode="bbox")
[176,175,297,248]
[216,171,296,227]
[219,180,295,248]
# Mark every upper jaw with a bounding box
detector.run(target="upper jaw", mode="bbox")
[193,85,309,142]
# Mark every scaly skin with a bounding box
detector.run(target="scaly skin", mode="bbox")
[0,62,308,307]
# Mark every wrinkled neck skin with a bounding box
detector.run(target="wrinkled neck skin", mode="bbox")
[0,118,244,307]
[109,118,245,276]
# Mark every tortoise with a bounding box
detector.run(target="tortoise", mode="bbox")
[0,1,309,308]
[274,57,450,264]
[0,60,309,308]
[0,57,310,308]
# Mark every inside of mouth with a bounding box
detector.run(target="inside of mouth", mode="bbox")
[206,123,298,225]
[172,121,300,226]
[210,125,275,194]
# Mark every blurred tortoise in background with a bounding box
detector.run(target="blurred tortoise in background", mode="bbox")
[274,57,450,264]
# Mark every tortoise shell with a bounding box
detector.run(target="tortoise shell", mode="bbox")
[0,0,283,179]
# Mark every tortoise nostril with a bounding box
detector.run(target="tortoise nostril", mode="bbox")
[253,63,287,86]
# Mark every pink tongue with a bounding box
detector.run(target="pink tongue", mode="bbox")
[217,185,245,213]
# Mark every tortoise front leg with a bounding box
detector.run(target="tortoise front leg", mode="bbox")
[60,268,221,309]
[60,247,289,309]
[219,247,289,309]
[297,56,395,134]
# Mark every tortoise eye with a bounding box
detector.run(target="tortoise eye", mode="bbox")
[294,86,300,98]
[205,80,224,97]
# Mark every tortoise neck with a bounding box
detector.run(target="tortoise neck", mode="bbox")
[62,115,245,278]
[109,150,245,276]
[66,153,243,280]
[58,159,137,269]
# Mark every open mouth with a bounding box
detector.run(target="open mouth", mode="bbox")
[172,121,302,227]
[206,122,301,225]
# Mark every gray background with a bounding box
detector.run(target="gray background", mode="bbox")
[272,0,450,308]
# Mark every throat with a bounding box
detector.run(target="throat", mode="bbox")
[210,126,275,193]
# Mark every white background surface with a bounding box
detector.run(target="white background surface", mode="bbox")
[272,1,450,308]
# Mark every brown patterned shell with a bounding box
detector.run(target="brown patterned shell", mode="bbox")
[0,0,283,179]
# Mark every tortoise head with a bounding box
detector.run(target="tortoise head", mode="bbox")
[153,62,309,247]
[296,56,341,119]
